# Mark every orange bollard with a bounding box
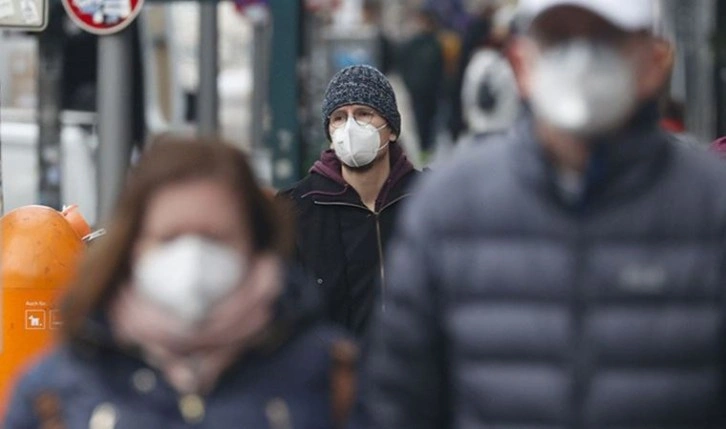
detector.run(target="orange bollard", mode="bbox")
[0,205,90,417]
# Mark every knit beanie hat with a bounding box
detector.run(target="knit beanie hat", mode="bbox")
[322,64,401,141]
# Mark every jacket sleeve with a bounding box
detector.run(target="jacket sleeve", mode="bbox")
[357,195,449,429]
[276,185,344,326]
[275,187,305,264]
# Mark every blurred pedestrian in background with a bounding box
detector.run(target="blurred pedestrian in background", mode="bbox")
[658,96,701,149]
[448,2,495,141]
[281,65,420,338]
[359,0,726,428]
[361,0,394,75]
[660,94,705,150]
[659,97,686,135]
[457,3,519,145]
[398,7,445,159]
[423,0,470,35]
[4,138,357,429]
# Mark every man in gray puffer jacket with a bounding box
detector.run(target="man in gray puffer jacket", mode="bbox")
[359,0,726,428]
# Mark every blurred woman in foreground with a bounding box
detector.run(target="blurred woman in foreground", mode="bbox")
[4,137,357,429]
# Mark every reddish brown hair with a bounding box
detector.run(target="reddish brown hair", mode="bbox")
[61,136,292,338]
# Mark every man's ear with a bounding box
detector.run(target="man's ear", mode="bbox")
[389,134,397,142]
[637,38,675,99]
[506,37,534,99]
[653,38,675,77]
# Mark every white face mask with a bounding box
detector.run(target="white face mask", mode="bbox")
[529,40,638,137]
[332,116,388,168]
[133,235,245,324]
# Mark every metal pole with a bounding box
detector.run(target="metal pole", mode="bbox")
[0,84,3,216]
[97,29,133,222]
[198,0,218,137]
[665,0,717,143]
[718,0,726,137]
[268,0,301,189]
[250,12,270,149]
[37,30,64,209]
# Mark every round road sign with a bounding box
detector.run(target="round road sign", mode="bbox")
[61,0,143,35]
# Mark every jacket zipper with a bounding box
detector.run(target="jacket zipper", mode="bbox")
[314,193,413,311]
[374,215,386,311]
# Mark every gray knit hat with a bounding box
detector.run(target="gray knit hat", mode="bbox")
[322,64,401,141]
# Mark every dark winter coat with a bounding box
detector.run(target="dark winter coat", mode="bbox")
[360,106,726,428]
[4,267,356,429]
[280,144,419,337]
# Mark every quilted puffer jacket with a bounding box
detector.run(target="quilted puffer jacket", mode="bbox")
[360,106,726,429]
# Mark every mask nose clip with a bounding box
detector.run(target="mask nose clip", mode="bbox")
[331,116,386,168]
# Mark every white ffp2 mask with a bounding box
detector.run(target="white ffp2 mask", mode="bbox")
[529,40,637,136]
[133,235,245,324]
[332,116,388,168]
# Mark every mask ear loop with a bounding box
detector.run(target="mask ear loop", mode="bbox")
[373,123,391,153]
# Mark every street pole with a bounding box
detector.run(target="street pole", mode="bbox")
[198,0,219,137]
[663,0,717,142]
[0,85,3,216]
[37,29,64,210]
[268,0,301,189]
[716,0,726,137]
[97,28,133,223]
[248,4,270,149]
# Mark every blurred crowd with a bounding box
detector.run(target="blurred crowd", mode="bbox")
[356,0,710,162]
[373,0,522,159]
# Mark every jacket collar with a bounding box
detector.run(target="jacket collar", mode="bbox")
[306,143,416,211]
[514,101,671,213]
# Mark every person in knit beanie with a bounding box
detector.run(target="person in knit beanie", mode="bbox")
[279,64,421,338]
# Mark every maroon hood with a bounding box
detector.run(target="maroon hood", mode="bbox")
[310,149,348,186]
[310,143,416,207]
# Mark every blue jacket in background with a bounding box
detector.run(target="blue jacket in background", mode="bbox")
[4,268,356,429]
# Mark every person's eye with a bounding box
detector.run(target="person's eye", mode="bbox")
[354,111,374,125]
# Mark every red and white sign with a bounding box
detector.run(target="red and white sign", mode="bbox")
[62,0,143,35]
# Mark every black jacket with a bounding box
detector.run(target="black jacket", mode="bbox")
[360,106,726,428]
[280,144,419,337]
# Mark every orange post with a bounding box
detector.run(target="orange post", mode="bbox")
[0,205,89,417]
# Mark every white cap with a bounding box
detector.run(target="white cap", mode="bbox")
[517,0,660,32]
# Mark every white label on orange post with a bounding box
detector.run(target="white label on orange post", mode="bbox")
[25,309,46,330]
